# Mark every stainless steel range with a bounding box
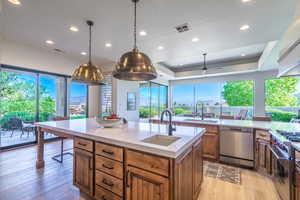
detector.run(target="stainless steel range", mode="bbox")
[269,130,298,200]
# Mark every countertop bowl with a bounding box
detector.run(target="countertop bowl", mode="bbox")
[96,118,123,128]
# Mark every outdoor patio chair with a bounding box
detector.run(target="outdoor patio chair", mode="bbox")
[236,109,248,120]
[51,116,72,163]
[20,121,36,138]
[7,117,23,137]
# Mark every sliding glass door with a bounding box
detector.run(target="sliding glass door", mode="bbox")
[139,82,168,120]
[69,83,88,119]
[0,70,37,148]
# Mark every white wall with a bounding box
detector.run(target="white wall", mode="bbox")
[169,70,279,117]
[111,73,169,121]
[114,79,140,121]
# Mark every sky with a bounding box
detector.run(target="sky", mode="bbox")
[18,74,87,98]
[172,83,222,105]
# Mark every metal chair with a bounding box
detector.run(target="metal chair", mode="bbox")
[51,116,73,163]
[236,109,248,120]
[7,117,23,137]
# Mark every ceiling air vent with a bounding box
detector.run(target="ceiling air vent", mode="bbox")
[175,23,190,33]
[53,48,64,53]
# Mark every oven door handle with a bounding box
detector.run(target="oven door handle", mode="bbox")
[268,145,289,161]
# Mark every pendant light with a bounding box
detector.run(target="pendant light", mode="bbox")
[202,53,208,73]
[72,20,105,85]
[112,0,157,81]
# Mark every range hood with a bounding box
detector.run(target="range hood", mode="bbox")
[278,0,300,77]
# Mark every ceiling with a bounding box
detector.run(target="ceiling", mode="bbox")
[0,0,296,72]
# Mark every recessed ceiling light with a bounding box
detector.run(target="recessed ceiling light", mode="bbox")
[45,40,54,45]
[240,25,250,31]
[8,0,21,5]
[69,26,79,32]
[242,0,251,2]
[241,53,246,57]
[81,52,87,55]
[139,31,147,36]
[158,46,164,50]
[105,43,112,47]
[192,37,199,42]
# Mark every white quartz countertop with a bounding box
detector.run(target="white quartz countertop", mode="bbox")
[35,118,205,158]
[163,117,300,132]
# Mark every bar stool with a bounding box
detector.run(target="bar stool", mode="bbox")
[52,116,73,163]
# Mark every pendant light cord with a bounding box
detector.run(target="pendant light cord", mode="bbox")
[134,0,137,50]
[203,53,207,70]
[89,22,92,64]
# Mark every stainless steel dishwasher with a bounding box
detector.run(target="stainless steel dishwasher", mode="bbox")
[220,126,254,168]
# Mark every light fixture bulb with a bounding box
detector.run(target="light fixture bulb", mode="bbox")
[139,31,147,36]
[8,0,21,5]
[70,26,79,32]
[240,25,250,31]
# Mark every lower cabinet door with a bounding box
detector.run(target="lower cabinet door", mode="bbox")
[73,148,94,196]
[126,166,169,200]
[193,138,203,200]
[202,133,219,161]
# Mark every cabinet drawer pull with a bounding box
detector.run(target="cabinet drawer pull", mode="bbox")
[126,170,130,187]
[78,142,87,146]
[102,164,114,170]
[102,149,114,155]
[259,133,266,137]
[102,178,114,187]
[101,196,107,200]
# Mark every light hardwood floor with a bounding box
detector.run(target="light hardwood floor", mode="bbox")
[198,164,281,200]
[0,140,281,200]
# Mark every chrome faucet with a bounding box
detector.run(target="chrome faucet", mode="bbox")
[160,109,176,136]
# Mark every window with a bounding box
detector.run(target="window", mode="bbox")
[139,82,168,120]
[0,70,37,148]
[196,83,222,118]
[172,85,195,116]
[172,80,254,119]
[69,83,88,119]
[101,74,113,117]
[265,77,300,122]
[221,80,254,119]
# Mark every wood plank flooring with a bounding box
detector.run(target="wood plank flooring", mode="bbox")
[0,140,281,200]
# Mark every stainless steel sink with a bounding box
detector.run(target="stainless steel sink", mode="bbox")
[184,119,218,123]
[142,135,181,146]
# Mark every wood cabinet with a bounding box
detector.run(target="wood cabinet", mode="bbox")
[202,132,219,161]
[255,130,271,175]
[73,147,94,196]
[193,138,203,200]
[126,166,169,200]
[73,135,204,200]
[175,148,193,200]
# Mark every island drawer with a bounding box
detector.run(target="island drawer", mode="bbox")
[95,142,123,162]
[95,171,123,196]
[95,155,123,179]
[95,185,122,200]
[74,137,93,152]
[126,149,169,177]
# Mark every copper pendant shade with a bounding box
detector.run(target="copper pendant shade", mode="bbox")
[72,21,105,85]
[113,0,157,81]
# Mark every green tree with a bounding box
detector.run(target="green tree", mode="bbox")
[222,81,254,106]
[265,78,298,106]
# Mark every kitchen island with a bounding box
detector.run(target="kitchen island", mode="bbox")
[35,118,206,200]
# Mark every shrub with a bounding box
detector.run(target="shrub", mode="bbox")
[139,107,158,118]
[266,109,297,122]
[173,108,193,115]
